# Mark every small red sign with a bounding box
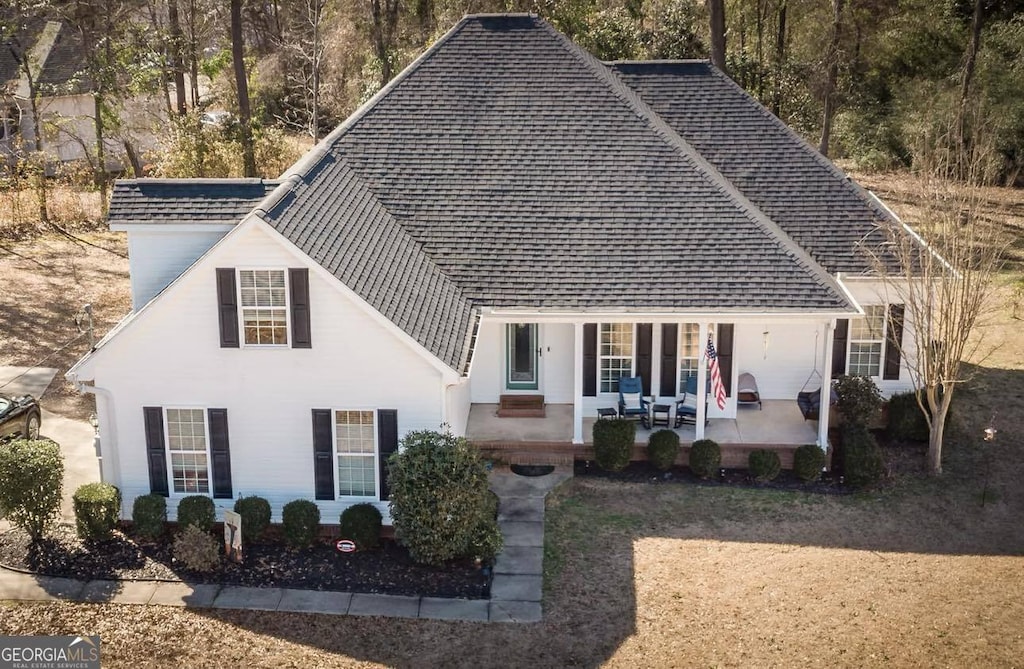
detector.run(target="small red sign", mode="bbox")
[335,539,357,553]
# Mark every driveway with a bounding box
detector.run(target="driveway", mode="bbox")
[1,366,101,520]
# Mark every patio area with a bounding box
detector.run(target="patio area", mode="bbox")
[467,400,818,446]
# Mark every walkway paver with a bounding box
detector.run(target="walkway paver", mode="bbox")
[0,464,571,623]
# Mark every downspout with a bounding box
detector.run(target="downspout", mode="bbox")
[818,320,836,461]
[69,374,120,490]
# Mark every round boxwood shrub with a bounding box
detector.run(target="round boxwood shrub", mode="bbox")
[172,524,220,572]
[233,495,271,543]
[647,429,680,471]
[339,503,382,551]
[842,424,885,486]
[0,439,63,541]
[72,482,121,540]
[886,390,952,443]
[835,375,883,429]
[688,439,721,479]
[387,429,500,566]
[592,418,635,472]
[793,445,826,482]
[282,499,321,548]
[132,494,167,539]
[747,449,781,482]
[176,495,215,531]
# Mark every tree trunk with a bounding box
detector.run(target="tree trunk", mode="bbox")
[18,38,49,224]
[230,0,256,177]
[772,0,787,116]
[818,0,844,157]
[708,0,727,74]
[311,0,321,143]
[168,0,187,115]
[370,0,400,86]
[957,0,985,175]
[927,392,953,475]
[93,94,108,215]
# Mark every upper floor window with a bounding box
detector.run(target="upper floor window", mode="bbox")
[599,323,633,393]
[849,306,885,377]
[239,269,288,346]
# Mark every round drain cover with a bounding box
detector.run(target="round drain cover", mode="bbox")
[511,464,555,477]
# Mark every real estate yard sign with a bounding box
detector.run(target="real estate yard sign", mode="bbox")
[223,510,242,563]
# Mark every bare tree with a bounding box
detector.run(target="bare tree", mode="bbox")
[370,0,400,87]
[818,0,844,157]
[230,0,256,177]
[873,114,1007,475]
[708,0,727,73]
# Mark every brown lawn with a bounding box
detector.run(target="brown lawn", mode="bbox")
[2,182,1024,667]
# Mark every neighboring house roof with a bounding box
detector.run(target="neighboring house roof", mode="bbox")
[609,61,897,274]
[0,17,44,90]
[108,179,282,227]
[35,21,91,94]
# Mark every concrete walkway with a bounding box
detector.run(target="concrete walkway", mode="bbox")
[0,466,571,623]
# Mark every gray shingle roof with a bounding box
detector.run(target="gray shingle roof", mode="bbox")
[108,179,281,227]
[609,60,898,274]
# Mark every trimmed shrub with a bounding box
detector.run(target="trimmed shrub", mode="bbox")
[835,375,883,429]
[172,524,220,572]
[339,503,382,551]
[748,450,781,482]
[233,496,271,542]
[887,390,952,443]
[467,490,503,562]
[793,445,826,482]
[132,494,167,539]
[72,483,121,540]
[647,429,681,471]
[689,439,721,479]
[282,499,321,548]
[843,424,885,486]
[592,418,635,472]
[0,439,64,541]
[387,429,499,566]
[176,495,215,532]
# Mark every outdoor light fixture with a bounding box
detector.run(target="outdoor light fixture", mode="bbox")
[984,426,997,442]
[88,413,99,434]
[763,330,770,359]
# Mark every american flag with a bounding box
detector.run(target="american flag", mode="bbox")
[706,335,727,410]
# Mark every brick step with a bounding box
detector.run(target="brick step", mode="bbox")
[497,394,546,418]
[496,407,547,418]
[476,441,575,466]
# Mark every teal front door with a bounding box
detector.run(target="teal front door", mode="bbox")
[506,323,539,391]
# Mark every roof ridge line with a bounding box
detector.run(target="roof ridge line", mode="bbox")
[699,64,900,229]
[115,178,280,186]
[538,20,850,305]
[603,59,710,65]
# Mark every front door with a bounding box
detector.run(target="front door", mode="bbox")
[506,323,539,391]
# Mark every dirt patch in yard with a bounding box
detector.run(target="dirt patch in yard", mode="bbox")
[0,232,130,420]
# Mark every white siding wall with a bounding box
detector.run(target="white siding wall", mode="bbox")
[90,221,444,523]
[734,321,827,399]
[542,323,574,403]
[842,279,916,396]
[469,320,503,403]
[126,229,230,309]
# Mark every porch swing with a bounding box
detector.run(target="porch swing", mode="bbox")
[795,331,837,421]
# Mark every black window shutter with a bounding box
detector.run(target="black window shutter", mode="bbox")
[832,319,849,376]
[583,323,597,397]
[207,408,232,499]
[660,324,678,396]
[311,409,335,500]
[883,304,905,380]
[143,406,169,497]
[636,323,653,395]
[216,268,239,348]
[289,268,312,348]
[716,324,734,396]
[376,409,399,501]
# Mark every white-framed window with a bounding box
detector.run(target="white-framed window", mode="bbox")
[849,306,885,377]
[239,269,288,346]
[165,408,210,494]
[599,323,633,393]
[678,323,700,394]
[335,410,377,498]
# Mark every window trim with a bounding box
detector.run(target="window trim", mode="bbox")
[848,305,887,378]
[237,267,290,348]
[598,323,635,394]
[163,406,212,497]
[332,408,380,501]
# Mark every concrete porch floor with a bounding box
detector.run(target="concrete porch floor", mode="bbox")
[467,400,818,446]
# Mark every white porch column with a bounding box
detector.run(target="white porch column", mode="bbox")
[696,321,708,440]
[651,323,662,400]
[818,320,835,450]
[573,321,584,444]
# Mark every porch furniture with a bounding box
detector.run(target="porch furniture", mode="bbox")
[737,372,762,410]
[618,376,650,429]
[651,403,672,428]
[597,407,618,419]
[796,368,838,421]
[674,376,710,427]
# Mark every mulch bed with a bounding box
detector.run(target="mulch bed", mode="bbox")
[0,524,490,599]
[574,460,849,494]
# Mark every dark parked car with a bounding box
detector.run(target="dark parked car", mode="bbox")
[0,394,41,441]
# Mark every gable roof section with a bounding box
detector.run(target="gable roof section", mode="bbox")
[609,60,899,274]
[266,14,851,318]
[108,179,282,227]
[256,160,478,372]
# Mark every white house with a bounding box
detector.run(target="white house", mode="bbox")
[68,14,922,523]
